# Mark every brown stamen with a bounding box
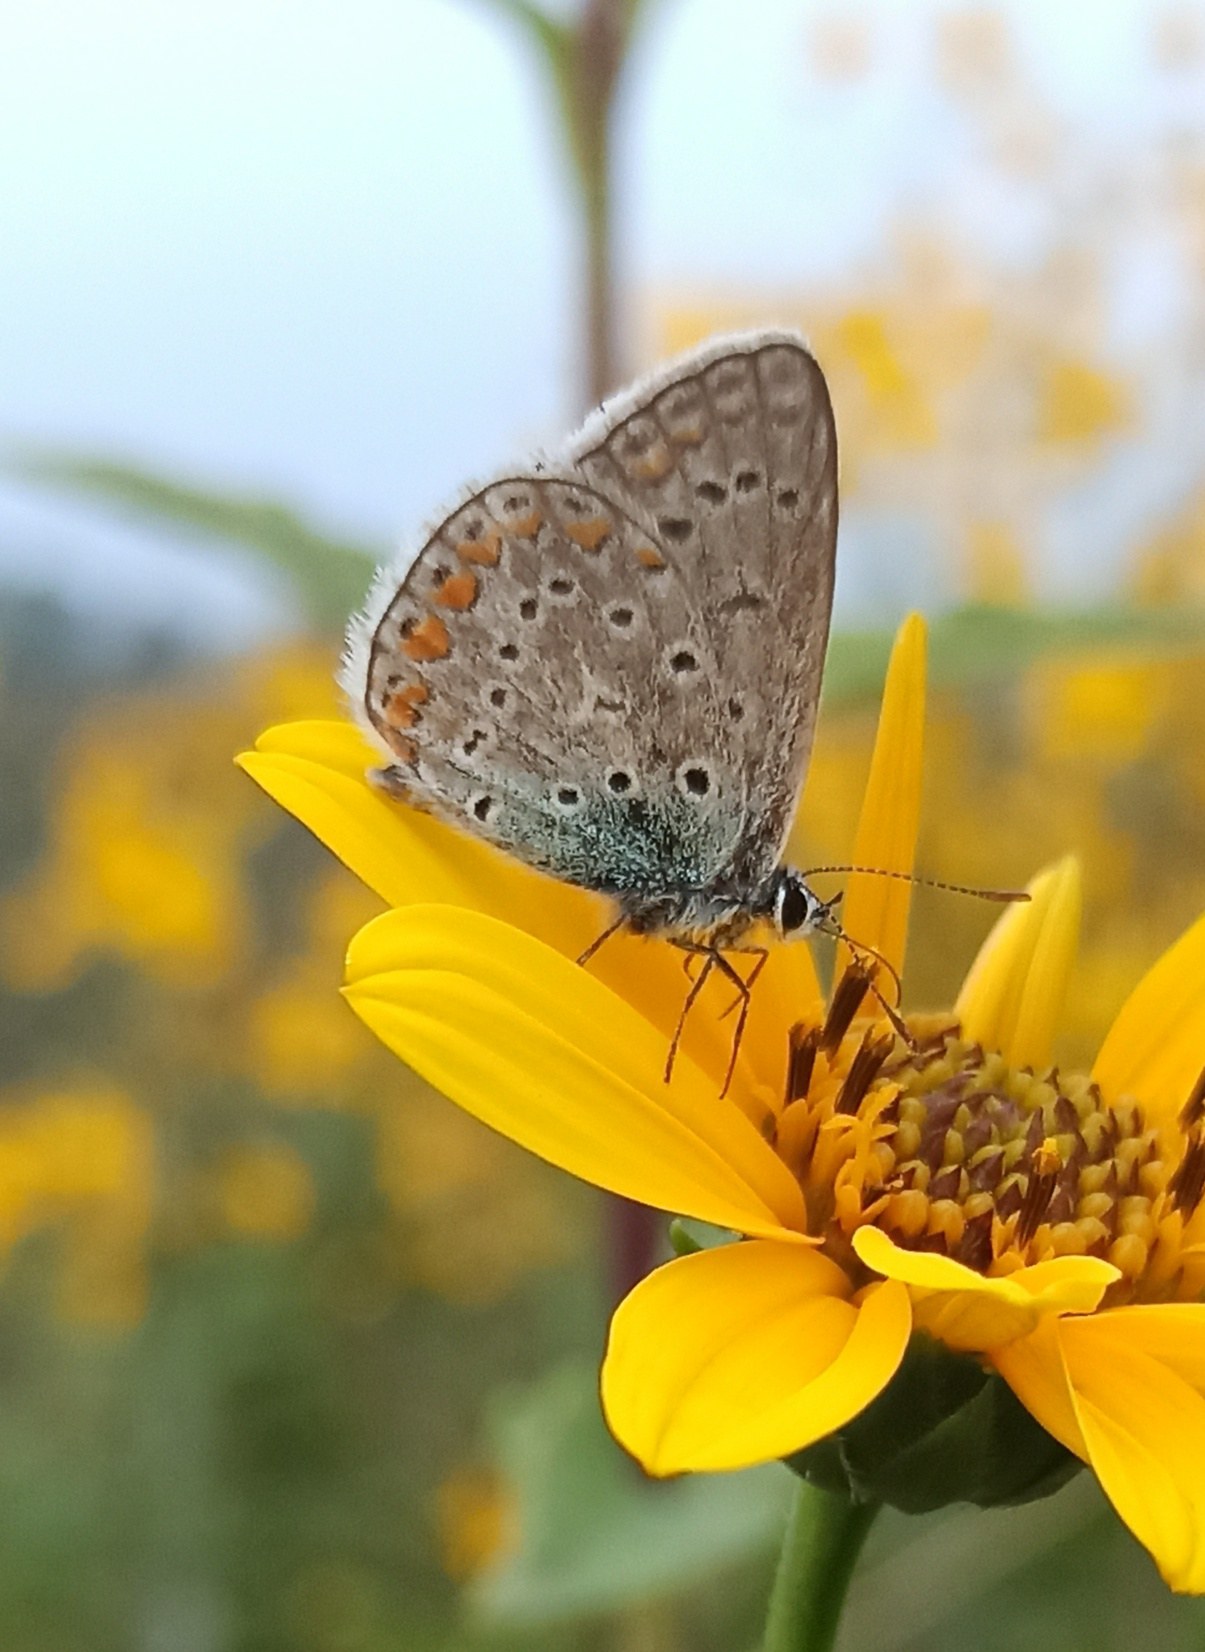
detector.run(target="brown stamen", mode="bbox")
[1170,1130,1205,1215]
[1015,1137,1063,1246]
[1180,1065,1205,1131]
[787,1023,821,1103]
[835,1031,894,1115]
[955,1209,994,1270]
[820,966,871,1054]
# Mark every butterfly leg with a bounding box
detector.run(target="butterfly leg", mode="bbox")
[668,946,767,1097]
[664,945,717,1084]
[709,949,767,1098]
[717,946,769,1022]
[577,912,627,969]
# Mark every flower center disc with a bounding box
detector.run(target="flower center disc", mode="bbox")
[777,971,1205,1303]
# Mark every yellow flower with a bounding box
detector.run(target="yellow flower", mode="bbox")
[239,616,1205,1594]
[0,1085,153,1326]
[216,1142,315,1241]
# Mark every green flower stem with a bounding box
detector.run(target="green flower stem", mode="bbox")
[763,1481,880,1652]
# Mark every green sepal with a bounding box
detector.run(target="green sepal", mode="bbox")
[786,1333,1080,1513]
[667,1218,739,1257]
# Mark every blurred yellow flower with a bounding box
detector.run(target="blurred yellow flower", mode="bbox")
[0,1085,152,1326]
[243,614,1205,1593]
[833,310,938,448]
[1,642,340,995]
[435,1465,515,1581]
[1029,653,1171,765]
[966,521,1030,606]
[217,1141,314,1241]
[1039,357,1130,448]
[249,872,384,1100]
[377,1083,578,1304]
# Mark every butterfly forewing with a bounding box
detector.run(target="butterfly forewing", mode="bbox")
[356,474,749,900]
[570,332,837,881]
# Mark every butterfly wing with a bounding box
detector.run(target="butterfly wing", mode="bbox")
[346,473,752,906]
[568,330,837,887]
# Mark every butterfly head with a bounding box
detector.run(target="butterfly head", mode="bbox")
[770,869,841,941]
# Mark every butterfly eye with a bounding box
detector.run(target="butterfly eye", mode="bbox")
[775,875,815,936]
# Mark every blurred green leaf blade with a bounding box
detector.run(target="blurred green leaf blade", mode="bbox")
[473,1361,791,1626]
[12,450,380,629]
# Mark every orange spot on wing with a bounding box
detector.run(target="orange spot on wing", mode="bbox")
[673,425,704,446]
[403,614,451,662]
[635,447,673,480]
[565,516,612,552]
[508,510,543,539]
[434,570,478,610]
[384,681,428,728]
[457,530,501,566]
[636,546,666,570]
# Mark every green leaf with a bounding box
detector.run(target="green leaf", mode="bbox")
[668,1217,739,1256]
[824,602,1205,706]
[465,0,567,63]
[11,451,380,630]
[472,1361,791,1625]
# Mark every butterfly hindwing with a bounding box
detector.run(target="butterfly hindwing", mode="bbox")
[569,331,838,882]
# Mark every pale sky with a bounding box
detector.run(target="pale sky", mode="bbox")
[0,0,1195,640]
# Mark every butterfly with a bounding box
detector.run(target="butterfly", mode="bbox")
[342,330,845,1085]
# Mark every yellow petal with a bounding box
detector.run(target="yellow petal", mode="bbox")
[834,614,928,982]
[240,722,812,1104]
[999,1309,1205,1591]
[1058,1315,1205,1592]
[955,856,1081,1070]
[990,1315,1088,1458]
[1076,1304,1205,1389]
[1093,907,1205,1127]
[237,720,590,941]
[601,1240,911,1474]
[853,1224,1116,1350]
[344,905,809,1237]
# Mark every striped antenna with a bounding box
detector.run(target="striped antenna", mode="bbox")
[801,865,1029,905]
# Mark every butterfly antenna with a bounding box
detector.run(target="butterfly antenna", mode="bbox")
[814,911,915,1048]
[852,947,914,1047]
[801,865,1028,905]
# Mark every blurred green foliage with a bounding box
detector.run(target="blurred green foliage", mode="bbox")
[12,455,380,629]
